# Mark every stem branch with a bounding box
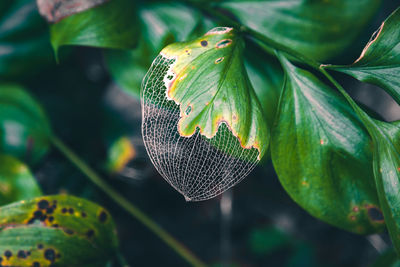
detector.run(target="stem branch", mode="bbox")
[51,136,206,267]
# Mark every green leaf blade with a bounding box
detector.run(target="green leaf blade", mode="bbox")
[271,54,383,234]
[329,7,400,103]
[49,0,139,57]
[0,84,52,165]
[217,0,381,61]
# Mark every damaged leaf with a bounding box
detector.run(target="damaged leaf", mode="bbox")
[0,195,118,266]
[142,27,268,201]
[37,0,109,23]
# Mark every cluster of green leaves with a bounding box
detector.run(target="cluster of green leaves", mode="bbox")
[0,1,121,266]
[1,0,400,265]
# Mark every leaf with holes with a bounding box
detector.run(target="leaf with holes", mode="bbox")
[217,0,381,61]
[142,27,268,201]
[327,7,400,104]
[0,0,53,78]
[0,84,52,165]
[271,54,383,234]
[105,2,204,98]
[0,154,42,206]
[0,195,118,266]
[47,0,139,58]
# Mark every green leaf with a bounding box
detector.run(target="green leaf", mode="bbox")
[142,27,268,201]
[49,0,139,58]
[362,119,400,254]
[245,41,283,129]
[0,195,118,266]
[271,54,383,234]
[0,154,41,206]
[217,0,381,61]
[327,7,400,104]
[105,2,204,98]
[0,84,52,165]
[372,249,400,267]
[0,0,53,78]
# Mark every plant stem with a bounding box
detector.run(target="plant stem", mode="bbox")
[51,136,206,267]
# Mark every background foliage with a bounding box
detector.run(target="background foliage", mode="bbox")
[0,0,399,266]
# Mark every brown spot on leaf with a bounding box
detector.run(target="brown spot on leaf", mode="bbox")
[200,40,208,47]
[86,229,95,238]
[46,207,54,214]
[37,200,49,210]
[215,57,224,64]
[17,250,27,259]
[98,210,108,223]
[33,262,40,267]
[216,39,232,48]
[44,249,56,262]
[37,244,44,250]
[368,207,384,222]
[81,212,87,218]
[63,228,74,235]
[68,208,74,214]
[48,216,54,222]
[61,208,67,214]
[4,250,12,259]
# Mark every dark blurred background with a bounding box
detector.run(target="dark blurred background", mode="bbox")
[1,0,400,266]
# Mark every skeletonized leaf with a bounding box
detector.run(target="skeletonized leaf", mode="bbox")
[217,0,381,61]
[0,154,42,206]
[271,54,383,234]
[49,0,139,58]
[142,27,268,201]
[328,7,400,104]
[0,195,118,266]
[0,84,52,165]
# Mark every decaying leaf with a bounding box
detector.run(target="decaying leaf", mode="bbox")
[37,0,109,23]
[0,195,118,266]
[142,27,269,201]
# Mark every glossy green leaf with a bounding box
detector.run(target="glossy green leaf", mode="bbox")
[0,154,41,206]
[0,84,52,165]
[245,41,283,128]
[217,0,381,61]
[328,7,400,104]
[105,2,204,98]
[361,119,400,254]
[0,0,53,78]
[50,0,139,58]
[271,54,383,234]
[0,195,118,266]
[142,27,268,201]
